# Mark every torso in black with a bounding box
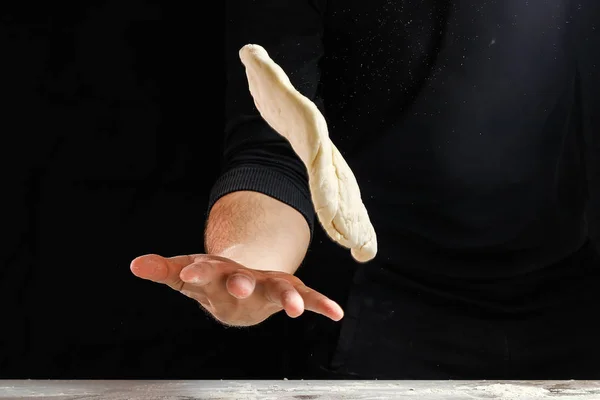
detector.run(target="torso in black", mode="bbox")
[217,0,599,279]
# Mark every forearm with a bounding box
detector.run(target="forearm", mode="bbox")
[204,191,311,274]
[210,0,324,273]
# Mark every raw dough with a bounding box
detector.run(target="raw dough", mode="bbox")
[239,44,377,262]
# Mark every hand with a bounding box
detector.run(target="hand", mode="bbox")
[130,253,344,327]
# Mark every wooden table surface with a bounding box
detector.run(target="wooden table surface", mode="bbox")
[1,380,600,399]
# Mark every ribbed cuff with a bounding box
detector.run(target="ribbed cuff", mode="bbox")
[208,166,315,235]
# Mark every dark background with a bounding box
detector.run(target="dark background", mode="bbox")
[1,1,327,379]
[2,1,598,381]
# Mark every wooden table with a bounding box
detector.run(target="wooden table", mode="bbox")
[1,380,600,399]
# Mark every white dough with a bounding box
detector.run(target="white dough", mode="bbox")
[239,44,377,262]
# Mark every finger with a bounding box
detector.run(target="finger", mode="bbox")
[179,262,220,287]
[264,278,305,318]
[298,287,344,322]
[130,254,196,291]
[225,272,257,299]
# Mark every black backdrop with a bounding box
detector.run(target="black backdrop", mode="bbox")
[3,0,598,381]
[1,1,315,379]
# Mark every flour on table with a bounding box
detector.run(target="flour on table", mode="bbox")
[239,43,377,263]
[455,383,549,398]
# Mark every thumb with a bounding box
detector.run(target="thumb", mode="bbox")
[130,254,196,291]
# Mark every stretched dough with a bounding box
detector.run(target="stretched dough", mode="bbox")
[239,44,377,263]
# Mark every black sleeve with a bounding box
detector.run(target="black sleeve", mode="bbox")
[208,0,327,234]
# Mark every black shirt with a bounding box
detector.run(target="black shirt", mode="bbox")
[213,0,599,279]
